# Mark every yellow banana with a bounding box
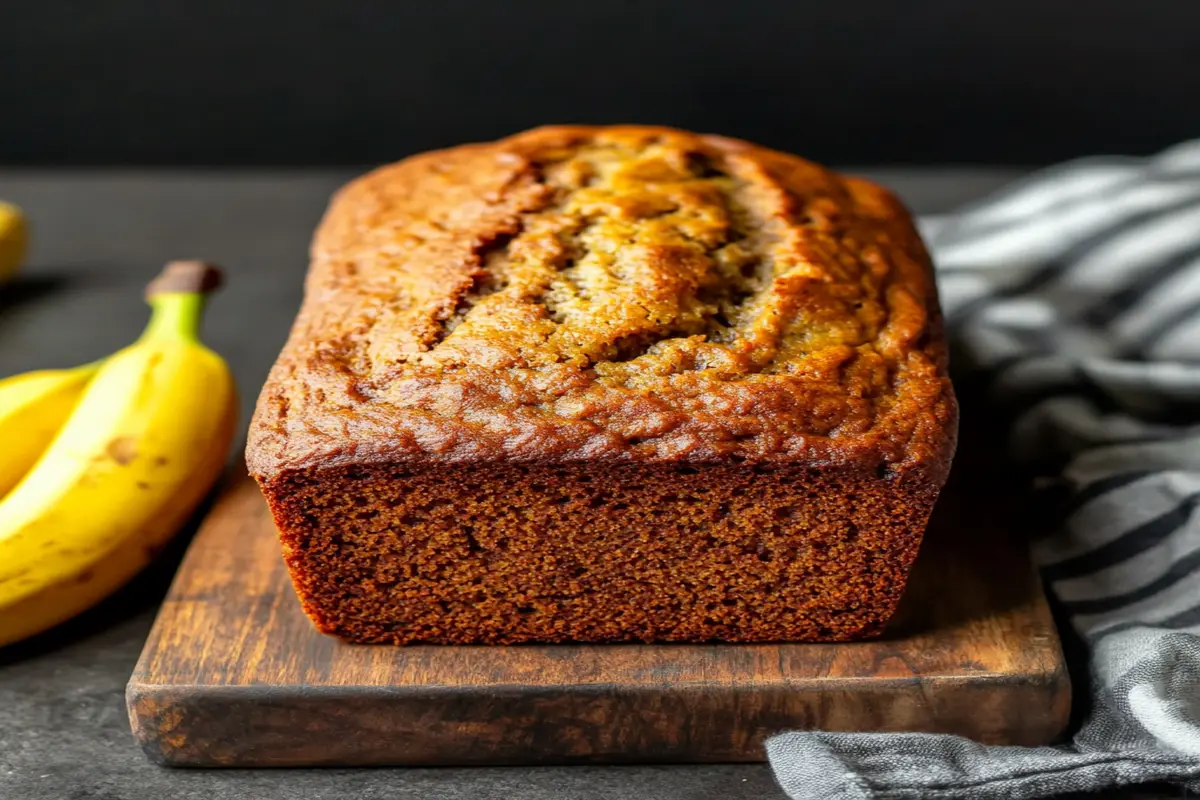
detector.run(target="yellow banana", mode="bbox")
[0,261,237,647]
[0,201,28,284]
[0,363,102,498]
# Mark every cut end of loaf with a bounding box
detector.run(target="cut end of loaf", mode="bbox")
[259,461,935,645]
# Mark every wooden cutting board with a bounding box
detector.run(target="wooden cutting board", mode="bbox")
[126,468,1070,767]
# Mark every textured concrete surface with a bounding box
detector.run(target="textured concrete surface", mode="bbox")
[1,168,1173,798]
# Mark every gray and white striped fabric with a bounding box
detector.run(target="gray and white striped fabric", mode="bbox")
[767,140,1200,799]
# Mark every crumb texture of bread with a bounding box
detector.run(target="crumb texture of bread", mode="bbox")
[273,463,933,645]
[247,125,958,644]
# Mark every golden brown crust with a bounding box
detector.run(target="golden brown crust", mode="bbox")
[247,125,958,644]
[246,125,956,482]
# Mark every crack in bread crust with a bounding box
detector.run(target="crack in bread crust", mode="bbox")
[248,125,956,477]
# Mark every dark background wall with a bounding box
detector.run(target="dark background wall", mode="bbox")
[3,0,1199,167]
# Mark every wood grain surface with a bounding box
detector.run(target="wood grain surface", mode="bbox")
[127,468,1071,767]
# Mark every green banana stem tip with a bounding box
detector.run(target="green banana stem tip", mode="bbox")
[140,261,225,343]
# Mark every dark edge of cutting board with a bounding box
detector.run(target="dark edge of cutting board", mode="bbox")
[126,469,1070,767]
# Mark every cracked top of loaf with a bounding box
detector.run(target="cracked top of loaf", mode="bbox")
[247,125,957,480]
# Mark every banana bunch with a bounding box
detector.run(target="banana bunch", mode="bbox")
[0,261,237,647]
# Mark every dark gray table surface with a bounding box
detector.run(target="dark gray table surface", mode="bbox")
[0,169,1171,800]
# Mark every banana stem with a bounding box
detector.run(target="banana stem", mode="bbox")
[139,293,206,344]
[137,261,223,343]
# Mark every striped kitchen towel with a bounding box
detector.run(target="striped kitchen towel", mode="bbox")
[767,140,1200,799]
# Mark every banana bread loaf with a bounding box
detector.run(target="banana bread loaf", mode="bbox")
[246,125,958,645]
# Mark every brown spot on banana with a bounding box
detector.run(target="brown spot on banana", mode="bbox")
[75,569,95,584]
[106,437,138,465]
